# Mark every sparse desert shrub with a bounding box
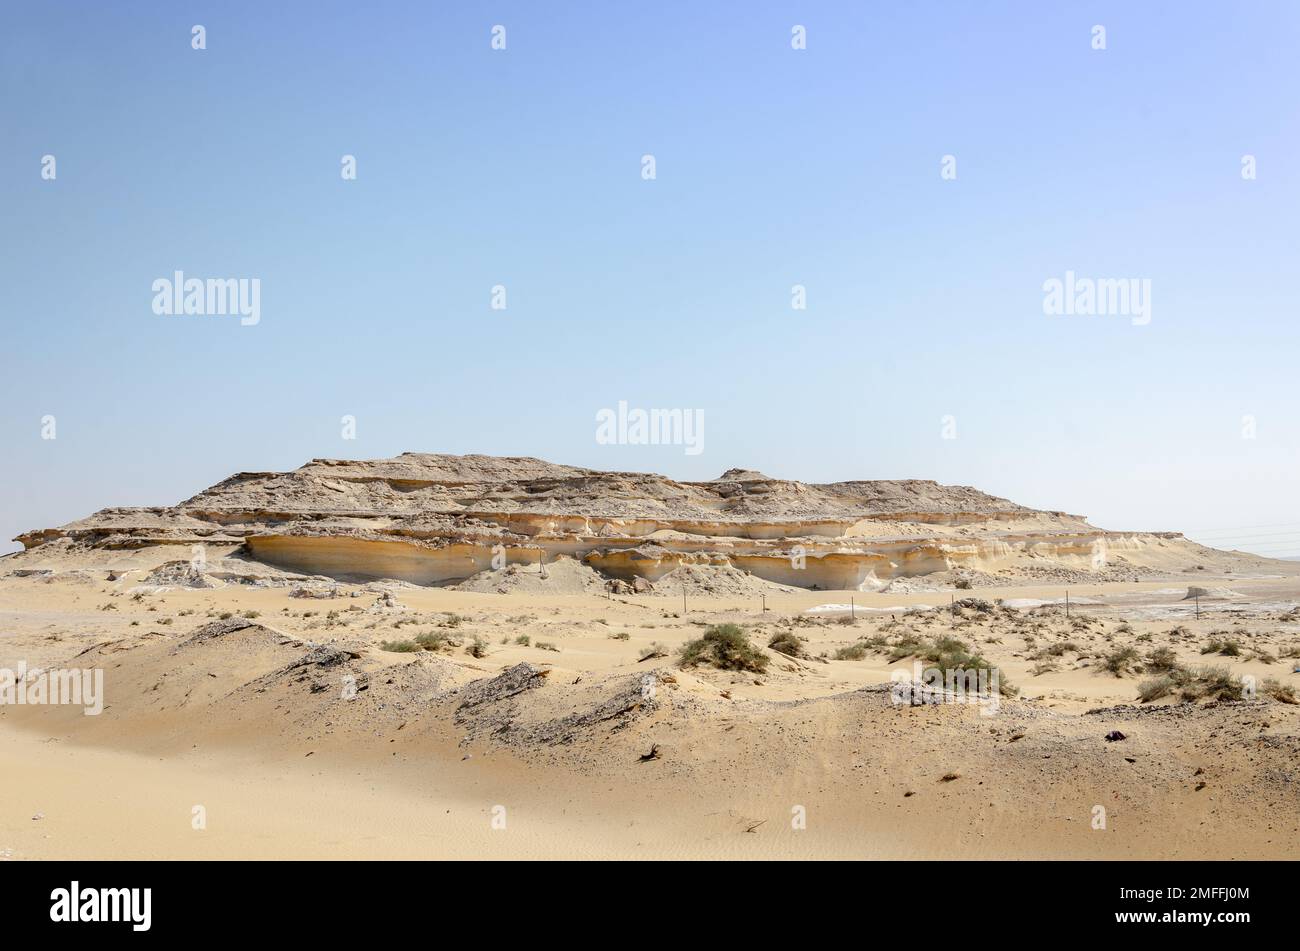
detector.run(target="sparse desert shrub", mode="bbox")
[1179,665,1239,701]
[466,636,489,658]
[833,644,868,661]
[1102,646,1140,676]
[639,642,668,661]
[1201,638,1241,656]
[1262,679,1297,704]
[887,632,926,662]
[1137,674,1176,703]
[1030,661,1059,676]
[767,630,805,658]
[1145,646,1180,672]
[514,634,531,646]
[242,610,261,619]
[925,635,967,655]
[915,635,1017,697]
[439,613,466,628]
[535,641,559,652]
[380,639,419,653]
[609,631,630,640]
[1033,640,1080,659]
[954,578,973,590]
[678,624,768,673]
[415,631,453,652]
[218,611,233,620]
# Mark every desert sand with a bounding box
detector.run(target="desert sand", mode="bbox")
[3,454,1298,860]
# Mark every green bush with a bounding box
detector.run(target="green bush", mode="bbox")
[1137,674,1175,702]
[678,624,768,673]
[884,633,1016,696]
[886,632,926,662]
[1102,646,1140,676]
[1145,646,1179,672]
[1201,638,1241,656]
[1179,665,1239,701]
[767,630,805,658]
[1140,664,1251,703]
[415,631,454,652]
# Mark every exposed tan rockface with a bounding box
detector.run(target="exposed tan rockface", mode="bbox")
[10,452,1258,591]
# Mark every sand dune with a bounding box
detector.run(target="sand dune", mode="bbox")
[5,454,1298,859]
[3,560,1297,859]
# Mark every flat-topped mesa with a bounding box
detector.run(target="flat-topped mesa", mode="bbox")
[15,452,1202,591]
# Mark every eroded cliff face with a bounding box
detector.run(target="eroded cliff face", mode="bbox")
[15,452,1192,590]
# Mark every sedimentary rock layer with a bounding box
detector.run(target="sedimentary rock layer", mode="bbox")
[15,452,1195,590]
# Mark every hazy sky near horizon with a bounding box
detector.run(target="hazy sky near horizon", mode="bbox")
[2,2,1298,558]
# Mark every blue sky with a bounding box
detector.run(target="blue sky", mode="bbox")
[2,1,1298,557]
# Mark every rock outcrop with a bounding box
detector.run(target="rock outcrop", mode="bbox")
[14,452,1205,591]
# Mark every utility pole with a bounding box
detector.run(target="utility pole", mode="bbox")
[850,597,855,621]
[1195,594,1200,620]
[682,586,687,617]
[1065,589,1070,619]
